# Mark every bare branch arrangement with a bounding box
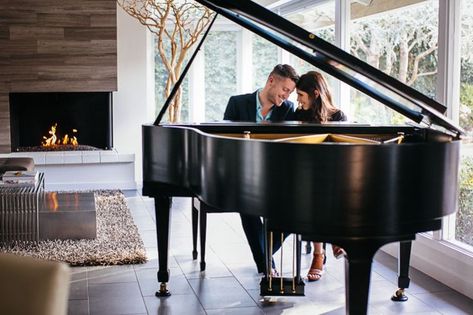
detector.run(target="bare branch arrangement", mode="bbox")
[118,0,215,122]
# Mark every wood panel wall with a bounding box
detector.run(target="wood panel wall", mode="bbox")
[0,0,117,152]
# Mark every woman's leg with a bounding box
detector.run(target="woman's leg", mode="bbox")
[307,242,325,281]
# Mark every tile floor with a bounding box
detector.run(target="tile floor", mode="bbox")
[67,190,473,315]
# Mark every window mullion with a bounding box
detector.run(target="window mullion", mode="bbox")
[437,0,461,240]
[237,29,253,93]
[335,0,351,114]
[437,0,461,122]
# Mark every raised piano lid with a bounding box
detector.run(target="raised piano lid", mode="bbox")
[193,0,464,138]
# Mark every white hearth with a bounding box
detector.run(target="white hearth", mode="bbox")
[0,149,135,191]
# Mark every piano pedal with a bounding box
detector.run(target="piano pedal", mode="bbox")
[260,277,305,296]
[391,288,408,302]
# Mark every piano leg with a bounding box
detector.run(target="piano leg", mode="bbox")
[191,199,198,260]
[154,196,172,297]
[199,205,207,271]
[391,241,412,302]
[343,241,382,315]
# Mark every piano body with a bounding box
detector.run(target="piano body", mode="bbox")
[142,1,464,314]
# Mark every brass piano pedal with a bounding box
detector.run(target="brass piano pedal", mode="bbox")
[260,277,305,296]
[155,282,171,297]
[391,288,408,302]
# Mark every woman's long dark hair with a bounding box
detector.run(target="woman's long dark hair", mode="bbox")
[296,71,339,122]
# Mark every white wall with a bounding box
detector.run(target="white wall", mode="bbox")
[114,5,155,188]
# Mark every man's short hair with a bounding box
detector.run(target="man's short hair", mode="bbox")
[269,64,299,83]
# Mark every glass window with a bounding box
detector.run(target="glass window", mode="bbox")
[349,0,439,124]
[456,0,473,247]
[285,1,336,104]
[286,1,335,73]
[252,35,278,90]
[204,31,238,121]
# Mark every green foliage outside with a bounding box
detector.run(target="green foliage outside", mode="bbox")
[253,35,278,91]
[204,31,237,121]
[457,155,473,246]
[460,83,473,135]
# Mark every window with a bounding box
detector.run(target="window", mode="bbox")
[349,0,439,124]
[456,0,473,247]
[252,35,278,90]
[285,1,336,103]
[204,31,238,121]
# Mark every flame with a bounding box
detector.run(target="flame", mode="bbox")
[42,123,79,147]
[47,192,59,211]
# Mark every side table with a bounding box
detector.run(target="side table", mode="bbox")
[0,173,45,242]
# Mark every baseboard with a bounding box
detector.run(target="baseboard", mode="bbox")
[44,181,137,191]
[382,234,473,300]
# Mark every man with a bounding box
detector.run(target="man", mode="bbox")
[224,64,298,122]
[223,64,299,274]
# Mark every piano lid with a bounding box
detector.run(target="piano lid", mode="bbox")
[194,0,464,137]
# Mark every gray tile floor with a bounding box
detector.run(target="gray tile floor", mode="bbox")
[67,191,473,315]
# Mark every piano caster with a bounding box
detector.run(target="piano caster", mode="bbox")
[391,288,408,302]
[155,283,171,297]
[260,296,278,305]
[200,261,206,271]
[192,250,198,260]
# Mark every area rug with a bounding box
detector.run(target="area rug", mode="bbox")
[0,190,147,266]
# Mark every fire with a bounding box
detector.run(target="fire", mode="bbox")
[47,191,59,211]
[42,123,79,147]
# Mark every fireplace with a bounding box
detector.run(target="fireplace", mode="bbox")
[9,92,113,152]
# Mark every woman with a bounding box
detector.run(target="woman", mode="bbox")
[295,70,347,282]
[295,71,346,123]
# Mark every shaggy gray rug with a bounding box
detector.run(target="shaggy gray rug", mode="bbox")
[0,190,147,266]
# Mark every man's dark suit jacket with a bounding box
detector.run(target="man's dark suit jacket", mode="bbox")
[223,91,295,121]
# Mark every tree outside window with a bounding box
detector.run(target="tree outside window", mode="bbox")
[349,0,438,125]
[252,36,278,91]
[204,31,237,121]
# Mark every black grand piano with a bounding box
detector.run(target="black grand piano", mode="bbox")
[142,1,463,314]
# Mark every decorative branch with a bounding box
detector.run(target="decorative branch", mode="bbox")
[117,0,215,122]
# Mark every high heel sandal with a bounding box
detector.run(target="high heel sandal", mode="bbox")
[332,245,346,259]
[307,251,324,282]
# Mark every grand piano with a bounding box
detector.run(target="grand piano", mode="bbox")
[142,1,464,314]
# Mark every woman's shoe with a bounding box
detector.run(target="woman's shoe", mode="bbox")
[307,252,324,282]
[332,245,346,259]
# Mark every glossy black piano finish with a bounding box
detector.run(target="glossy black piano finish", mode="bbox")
[144,124,459,240]
[143,123,460,314]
